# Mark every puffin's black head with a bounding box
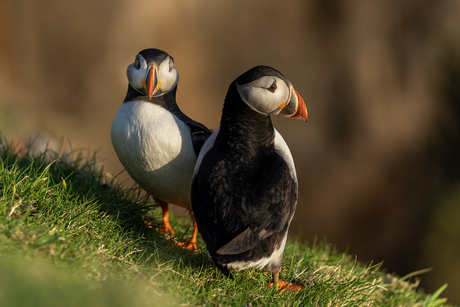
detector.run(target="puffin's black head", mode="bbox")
[126,48,179,99]
[234,66,308,121]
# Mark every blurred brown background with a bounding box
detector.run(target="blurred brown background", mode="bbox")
[1,0,459,303]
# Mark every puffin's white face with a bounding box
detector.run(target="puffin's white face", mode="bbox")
[126,54,179,99]
[236,76,307,121]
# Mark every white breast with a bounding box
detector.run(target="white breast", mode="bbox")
[273,128,297,183]
[111,100,197,208]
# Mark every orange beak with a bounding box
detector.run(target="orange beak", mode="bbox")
[289,89,308,121]
[279,87,308,121]
[147,65,158,100]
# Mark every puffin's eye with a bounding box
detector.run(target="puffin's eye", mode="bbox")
[135,58,140,70]
[268,82,277,92]
[169,60,173,72]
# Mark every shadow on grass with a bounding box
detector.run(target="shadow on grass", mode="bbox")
[0,135,207,273]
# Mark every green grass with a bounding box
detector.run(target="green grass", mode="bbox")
[0,136,454,307]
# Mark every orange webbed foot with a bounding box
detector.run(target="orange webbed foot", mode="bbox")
[175,240,197,252]
[174,219,198,251]
[268,272,304,292]
[158,222,175,235]
[268,280,304,292]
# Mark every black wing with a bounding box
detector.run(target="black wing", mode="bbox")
[191,146,297,258]
[188,125,212,156]
[163,87,212,155]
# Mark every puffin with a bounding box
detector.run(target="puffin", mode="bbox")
[111,48,211,250]
[191,66,307,291]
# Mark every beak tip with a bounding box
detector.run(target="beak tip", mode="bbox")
[300,102,308,121]
[290,89,308,122]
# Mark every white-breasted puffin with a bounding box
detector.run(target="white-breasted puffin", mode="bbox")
[191,66,307,291]
[111,48,211,250]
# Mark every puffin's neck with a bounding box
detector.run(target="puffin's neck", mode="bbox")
[162,86,180,110]
[217,82,275,155]
[123,84,146,103]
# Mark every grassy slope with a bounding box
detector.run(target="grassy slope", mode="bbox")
[0,137,453,307]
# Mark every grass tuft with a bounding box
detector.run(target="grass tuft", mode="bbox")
[0,135,455,306]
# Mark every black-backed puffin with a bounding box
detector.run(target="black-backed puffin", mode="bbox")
[191,66,307,290]
[111,48,211,250]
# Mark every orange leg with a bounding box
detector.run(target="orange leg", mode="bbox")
[175,219,198,252]
[268,272,304,292]
[158,201,174,235]
[152,199,197,252]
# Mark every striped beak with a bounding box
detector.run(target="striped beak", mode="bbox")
[146,65,159,100]
[279,86,308,121]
